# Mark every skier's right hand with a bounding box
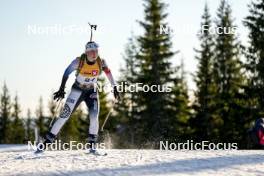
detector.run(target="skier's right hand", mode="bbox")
[53,87,65,101]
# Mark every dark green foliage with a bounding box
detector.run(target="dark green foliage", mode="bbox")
[0,1,263,149]
[35,96,48,137]
[25,109,34,142]
[114,36,142,148]
[192,4,217,141]
[113,0,191,148]
[212,0,245,144]
[137,0,175,146]
[244,0,264,115]
[0,83,12,143]
[9,94,25,143]
[168,60,192,141]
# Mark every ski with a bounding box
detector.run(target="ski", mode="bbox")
[15,151,45,160]
[15,149,107,160]
[86,150,107,156]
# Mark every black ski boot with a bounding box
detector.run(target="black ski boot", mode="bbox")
[87,134,107,156]
[35,132,56,154]
[88,134,98,153]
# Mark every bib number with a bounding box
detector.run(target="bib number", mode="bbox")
[85,78,96,83]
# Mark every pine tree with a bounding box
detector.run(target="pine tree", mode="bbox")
[114,36,142,147]
[137,0,175,146]
[9,94,25,143]
[35,96,47,137]
[0,83,12,143]
[169,59,191,141]
[25,109,34,142]
[213,0,245,143]
[192,4,216,140]
[244,0,264,117]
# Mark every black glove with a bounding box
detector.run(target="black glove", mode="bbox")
[53,87,65,101]
[113,86,120,100]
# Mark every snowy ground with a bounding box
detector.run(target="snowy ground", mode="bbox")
[0,145,264,176]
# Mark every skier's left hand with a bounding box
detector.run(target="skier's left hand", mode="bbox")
[113,86,120,100]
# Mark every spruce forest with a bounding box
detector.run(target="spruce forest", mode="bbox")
[0,0,264,149]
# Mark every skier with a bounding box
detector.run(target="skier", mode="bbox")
[247,118,264,149]
[38,40,119,154]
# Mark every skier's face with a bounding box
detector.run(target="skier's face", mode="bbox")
[86,49,98,61]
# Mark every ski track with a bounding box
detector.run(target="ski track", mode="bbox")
[0,148,264,176]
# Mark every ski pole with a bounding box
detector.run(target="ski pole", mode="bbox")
[49,99,63,128]
[100,99,117,132]
[88,22,97,42]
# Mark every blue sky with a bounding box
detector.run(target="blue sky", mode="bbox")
[0,0,251,116]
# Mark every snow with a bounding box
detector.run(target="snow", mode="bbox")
[0,145,264,176]
[0,144,29,152]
